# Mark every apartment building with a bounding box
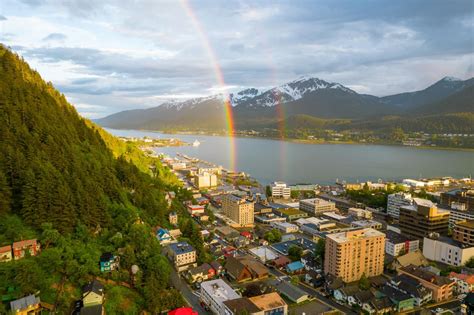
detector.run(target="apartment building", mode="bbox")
[399,198,450,240]
[222,194,254,227]
[271,182,291,199]
[423,235,474,267]
[385,230,419,257]
[387,192,413,219]
[168,242,197,272]
[300,198,336,215]
[200,279,240,315]
[399,265,455,302]
[453,220,474,246]
[324,228,386,283]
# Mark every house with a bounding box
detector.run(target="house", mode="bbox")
[210,261,224,276]
[99,252,119,272]
[305,270,324,287]
[362,297,393,315]
[167,242,197,272]
[233,235,250,248]
[12,239,40,260]
[249,292,288,314]
[168,307,198,315]
[222,246,237,258]
[187,204,205,216]
[215,226,240,242]
[0,245,12,262]
[389,250,428,271]
[248,246,279,263]
[186,263,215,283]
[272,280,310,304]
[301,252,319,271]
[388,274,432,306]
[324,274,344,296]
[334,285,360,305]
[354,290,375,307]
[169,212,178,225]
[82,280,104,307]
[156,228,174,245]
[10,294,41,315]
[380,285,415,313]
[240,231,252,240]
[449,272,474,294]
[399,264,455,302]
[223,297,261,315]
[273,256,291,269]
[385,230,420,257]
[225,255,268,282]
[286,261,305,274]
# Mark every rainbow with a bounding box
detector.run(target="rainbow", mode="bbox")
[180,0,236,172]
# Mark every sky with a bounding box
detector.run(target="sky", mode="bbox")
[0,0,473,119]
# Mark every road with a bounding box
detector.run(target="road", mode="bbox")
[169,266,211,314]
[268,268,357,315]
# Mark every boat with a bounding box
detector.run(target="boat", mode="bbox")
[192,140,201,147]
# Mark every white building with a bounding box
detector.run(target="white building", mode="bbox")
[449,272,474,294]
[348,207,373,219]
[385,230,420,257]
[299,198,336,215]
[387,192,413,219]
[270,222,299,234]
[271,182,291,199]
[423,235,474,267]
[194,172,218,189]
[200,279,240,315]
[351,220,383,230]
[449,208,474,227]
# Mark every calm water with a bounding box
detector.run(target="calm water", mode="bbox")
[107,129,474,185]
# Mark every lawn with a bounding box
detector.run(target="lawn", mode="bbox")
[104,285,144,315]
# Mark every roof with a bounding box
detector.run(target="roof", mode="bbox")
[449,272,474,285]
[400,265,454,286]
[12,239,37,249]
[370,297,393,310]
[381,285,412,303]
[80,304,103,315]
[82,280,104,295]
[391,274,431,299]
[210,261,222,270]
[168,307,199,315]
[225,256,268,279]
[394,250,428,268]
[286,261,305,272]
[385,230,415,244]
[188,263,213,276]
[355,290,374,303]
[223,297,260,314]
[0,245,12,253]
[10,294,40,311]
[169,242,195,255]
[100,252,115,262]
[455,220,474,229]
[271,238,317,255]
[340,285,361,297]
[326,228,385,244]
[249,292,287,311]
[273,255,291,266]
[200,279,240,305]
[248,246,279,262]
[273,281,308,302]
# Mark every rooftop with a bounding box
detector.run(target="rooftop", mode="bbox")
[223,297,260,314]
[271,238,317,255]
[169,242,195,255]
[12,239,37,248]
[249,292,287,311]
[400,265,454,286]
[326,228,385,244]
[300,198,335,206]
[0,245,12,253]
[10,294,40,311]
[455,220,474,229]
[385,230,416,244]
[200,279,240,304]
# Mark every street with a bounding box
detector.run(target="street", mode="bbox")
[169,266,211,314]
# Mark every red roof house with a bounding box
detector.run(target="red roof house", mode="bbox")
[12,239,40,260]
[168,307,198,315]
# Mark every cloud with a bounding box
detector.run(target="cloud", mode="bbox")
[0,15,7,21]
[42,33,67,41]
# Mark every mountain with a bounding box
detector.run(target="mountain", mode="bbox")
[381,76,474,110]
[412,84,474,115]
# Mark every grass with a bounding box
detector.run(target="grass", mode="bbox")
[276,208,306,216]
[104,285,144,315]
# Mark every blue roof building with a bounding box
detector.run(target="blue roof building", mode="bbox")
[286,261,305,273]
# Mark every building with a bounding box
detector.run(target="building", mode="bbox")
[12,239,40,260]
[169,308,198,315]
[0,245,12,262]
[449,205,474,227]
[99,252,120,272]
[187,204,205,216]
[271,238,317,256]
[385,230,420,257]
[222,194,254,227]
[225,255,268,282]
[223,297,261,315]
[324,228,385,283]
[449,272,474,294]
[271,182,291,199]
[388,274,432,306]
[423,234,474,267]
[200,279,240,315]
[168,242,197,272]
[270,222,299,234]
[10,294,41,315]
[157,228,174,245]
[169,212,178,225]
[271,207,308,221]
[186,263,216,283]
[440,188,474,212]
[272,280,310,304]
[348,207,373,219]
[399,198,450,240]
[453,220,474,246]
[387,193,413,219]
[82,280,105,308]
[194,172,218,189]
[350,220,383,230]
[399,265,455,302]
[249,292,288,315]
[299,198,336,215]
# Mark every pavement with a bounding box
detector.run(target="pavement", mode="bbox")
[169,265,211,314]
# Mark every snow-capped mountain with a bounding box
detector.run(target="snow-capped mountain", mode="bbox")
[230,88,260,106]
[160,95,225,111]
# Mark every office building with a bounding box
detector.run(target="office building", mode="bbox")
[324,228,385,283]
[440,188,474,212]
[222,194,254,227]
[387,192,413,219]
[423,234,474,267]
[453,220,474,246]
[200,279,240,315]
[270,222,299,234]
[399,198,449,240]
[299,198,336,215]
[271,182,291,199]
[449,207,474,227]
[385,230,419,257]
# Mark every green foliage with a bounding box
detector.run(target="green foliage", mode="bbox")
[465,257,474,269]
[264,229,282,243]
[314,238,325,263]
[288,245,303,261]
[359,273,370,290]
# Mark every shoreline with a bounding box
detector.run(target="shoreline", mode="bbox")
[108,127,474,152]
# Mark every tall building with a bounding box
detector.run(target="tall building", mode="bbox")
[300,198,336,215]
[324,228,385,283]
[222,194,254,227]
[453,220,474,246]
[387,192,413,219]
[271,181,291,199]
[399,198,449,241]
[194,172,217,189]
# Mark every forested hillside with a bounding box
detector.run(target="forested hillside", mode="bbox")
[0,45,187,313]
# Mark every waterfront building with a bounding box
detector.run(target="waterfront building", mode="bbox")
[453,220,474,246]
[387,192,413,219]
[271,182,291,199]
[222,194,254,227]
[299,198,336,215]
[440,188,474,212]
[399,198,449,240]
[423,234,474,267]
[324,228,385,283]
